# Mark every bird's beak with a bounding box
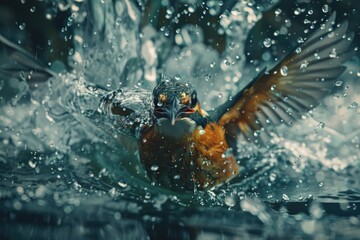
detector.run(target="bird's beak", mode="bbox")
[155,98,185,126]
[169,98,178,126]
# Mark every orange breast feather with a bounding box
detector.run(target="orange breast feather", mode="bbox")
[192,122,239,188]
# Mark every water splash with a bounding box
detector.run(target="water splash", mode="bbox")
[0,0,360,239]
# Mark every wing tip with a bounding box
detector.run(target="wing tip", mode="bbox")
[0,34,56,82]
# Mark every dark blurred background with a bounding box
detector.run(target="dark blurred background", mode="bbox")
[0,0,71,65]
[0,0,359,70]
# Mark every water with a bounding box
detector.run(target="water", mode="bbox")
[1,0,360,239]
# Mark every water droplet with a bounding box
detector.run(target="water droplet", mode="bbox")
[114,212,121,220]
[151,165,159,171]
[46,12,52,20]
[309,202,324,219]
[261,52,270,61]
[173,174,180,180]
[224,194,236,207]
[314,53,320,60]
[199,129,205,135]
[329,48,337,58]
[348,102,359,110]
[318,122,325,129]
[300,60,309,69]
[15,186,24,196]
[280,66,288,76]
[263,38,272,48]
[166,7,174,19]
[282,194,290,201]
[188,5,196,13]
[335,81,343,87]
[19,23,26,30]
[295,47,302,54]
[73,181,82,191]
[109,188,117,197]
[19,71,26,81]
[204,73,210,81]
[30,6,36,13]
[115,18,122,26]
[58,2,70,11]
[35,185,46,198]
[275,8,282,16]
[117,181,127,188]
[229,42,235,50]
[236,191,245,200]
[224,59,231,67]
[28,160,36,168]
[207,0,221,15]
[322,4,329,13]
[13,200,22,210]
[253,130,261,137]
[269,173,277,181]
[271,84,276,91]
[68,48,74,56]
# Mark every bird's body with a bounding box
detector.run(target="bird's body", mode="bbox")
[134,80,240,191]
[0,12,355,192]
[139,116,239,190]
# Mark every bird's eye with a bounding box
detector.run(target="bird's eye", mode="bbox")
[180,92,191,105]
[159,94,167,103]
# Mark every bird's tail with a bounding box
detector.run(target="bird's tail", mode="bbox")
[0,35,55,83]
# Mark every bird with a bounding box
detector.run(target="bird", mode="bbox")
[138,80,240,191]
[0,12,355,192]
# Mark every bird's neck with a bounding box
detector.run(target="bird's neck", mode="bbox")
[154,118,197,140]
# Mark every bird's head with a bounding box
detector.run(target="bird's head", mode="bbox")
[152,81,201,126]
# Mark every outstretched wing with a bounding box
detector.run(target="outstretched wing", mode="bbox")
[211,12,354,146]
[0,35,55,83]
[98,88,153,139]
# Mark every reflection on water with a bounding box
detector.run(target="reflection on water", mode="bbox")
[1,0,360,239]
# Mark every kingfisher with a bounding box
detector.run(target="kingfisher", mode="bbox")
[0,13,354,192]
[100,13,354,191]
[139,81,240,191]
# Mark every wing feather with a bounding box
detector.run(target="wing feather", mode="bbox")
[0,35,55,82]
[216,12,354,146]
